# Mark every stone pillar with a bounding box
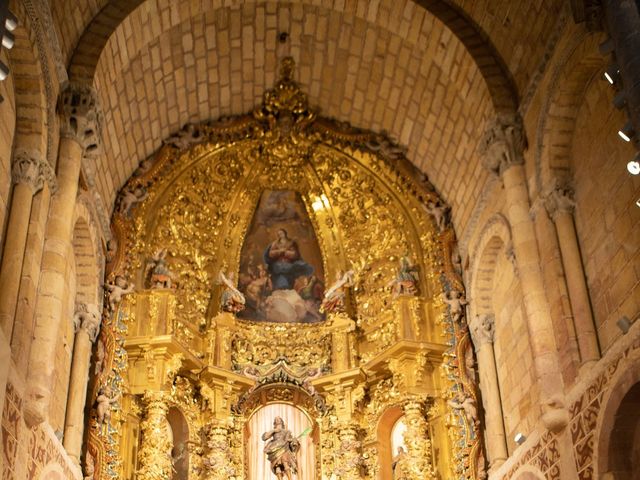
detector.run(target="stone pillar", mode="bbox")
[480,114,568,432]
[335,423,364,480]
[402,400,436,480]
[63,303,101,463]
[469,314,507,469]
[604,0,640,136]
[0,149,53,339]
[545,186,600,364]
[24,84,101,427]
[136,391,172,480]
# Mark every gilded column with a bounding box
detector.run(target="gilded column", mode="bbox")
[402,400,436,480]
[24,84,101,427]
[469,314,507,469]
[480,113,568,432]
[0,149,53,338]
[202,420,236,479]
[63,303,101,463]
[334,423,364,480]
[136,391,172,480]
[545,186,600,364]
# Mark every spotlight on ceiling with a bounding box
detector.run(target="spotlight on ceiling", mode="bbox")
[618,122,635,142]
[1,30,13,49]
[0,2,17,104]
[4,11,17,32]
[0,60,8,81]
[514,432,526,445]
[604,65,620,85]
[617,316,631,334]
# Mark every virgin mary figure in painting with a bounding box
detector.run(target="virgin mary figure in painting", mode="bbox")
[264,229,314,290]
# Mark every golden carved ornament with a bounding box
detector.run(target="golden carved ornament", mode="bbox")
[89,57,484,480]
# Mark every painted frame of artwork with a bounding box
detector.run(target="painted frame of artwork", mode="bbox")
[237,190,325,323]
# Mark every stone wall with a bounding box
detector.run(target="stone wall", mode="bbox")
[571,78,640,353]
[0,49,15,259]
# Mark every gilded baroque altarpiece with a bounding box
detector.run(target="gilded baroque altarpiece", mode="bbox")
[85,58,484,480]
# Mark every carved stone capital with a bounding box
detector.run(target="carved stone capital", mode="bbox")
[58,83,102,154]
[74,303,101,342]
[11,149,45,193]
[545,185,576,221]
[479,113,526,177]
[470,314,495,347]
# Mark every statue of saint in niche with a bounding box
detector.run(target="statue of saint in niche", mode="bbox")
[262,417,304,480]
[238,190,325,323]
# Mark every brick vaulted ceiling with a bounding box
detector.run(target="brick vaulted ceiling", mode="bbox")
[52,0,564,234]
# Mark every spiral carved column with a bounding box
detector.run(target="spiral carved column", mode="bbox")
[201,420,236,480]
[402,400,436,480]
[136,391,172,480]
[335,423,364,480]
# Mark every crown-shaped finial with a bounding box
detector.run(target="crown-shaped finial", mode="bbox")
[255,57,315,127]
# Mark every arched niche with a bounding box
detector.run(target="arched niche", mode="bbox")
[167,406,190,480]
[596,357,640,479]
[376,405,404,480]
[246,403,317,480]
[240,384,321,480]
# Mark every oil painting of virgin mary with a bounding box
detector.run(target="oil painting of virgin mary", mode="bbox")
[238,191,325,323]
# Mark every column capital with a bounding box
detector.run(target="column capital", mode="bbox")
[58,83,102,154]
[11,149,57,194]
[544,184,576,221]
[141,389,169,411]
[469,314,495,347]
[73,303,101,342]
[479,113,526,177]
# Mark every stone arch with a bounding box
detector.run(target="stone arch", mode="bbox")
[8,2,50,158]
[68,0,516,114]
[377,405,405,480]
[511,465,547,480]
[535,28,607,192]
[595,350,640,479]
[72,200,103,307]
[468,213,512,318]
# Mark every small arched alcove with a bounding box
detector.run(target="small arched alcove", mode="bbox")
[246,402,317,480]
[376,405,405,479]
[167,406,190,480]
